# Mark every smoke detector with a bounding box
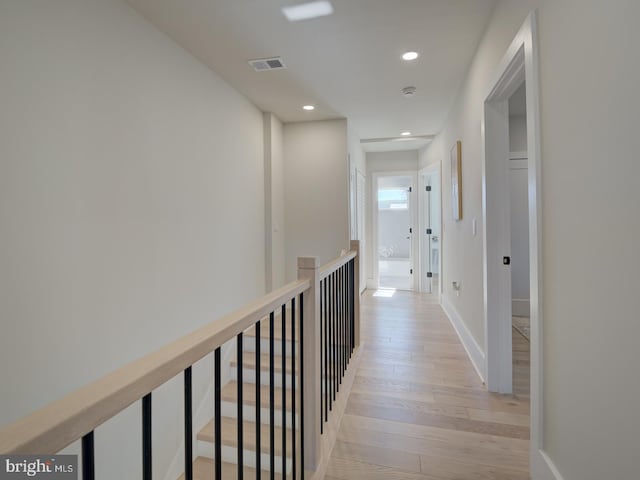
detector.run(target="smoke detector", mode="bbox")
[402,86,417,97]
[248,57,287,72]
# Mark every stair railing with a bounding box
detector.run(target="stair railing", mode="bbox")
[0,241,361,480]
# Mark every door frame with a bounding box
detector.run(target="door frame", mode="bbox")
[371,170,418,290]
[355,169,366,294]
[418,162,442,299]
[481,11,544,473]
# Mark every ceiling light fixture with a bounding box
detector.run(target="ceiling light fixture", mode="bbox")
[402,51,419,61]
[402,86,417,97]
[303,105,315,111]
[282,1,334,22]
[401,131,412,136]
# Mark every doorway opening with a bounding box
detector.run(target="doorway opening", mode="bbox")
[508,82,531,399]
[374,173,416,290]
[481,12,543,474]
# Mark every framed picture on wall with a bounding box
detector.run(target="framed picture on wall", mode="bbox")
[450,140,462,220]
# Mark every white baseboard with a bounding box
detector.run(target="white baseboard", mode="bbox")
[512,298,530,317]
[532,449,565,480]
[441,295,486,383]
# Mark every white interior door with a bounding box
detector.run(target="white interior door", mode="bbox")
[419,169,441,295]
[376,174,415,290]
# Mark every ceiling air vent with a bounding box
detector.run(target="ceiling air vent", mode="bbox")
[248,57,287,72]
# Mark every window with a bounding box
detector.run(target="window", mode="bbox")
[378,188,408,210]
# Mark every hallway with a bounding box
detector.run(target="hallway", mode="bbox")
[325,290,530,480]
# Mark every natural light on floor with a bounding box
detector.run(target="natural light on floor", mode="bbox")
[373,288,396,298]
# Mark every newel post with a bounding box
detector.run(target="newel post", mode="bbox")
[350,240,361,347]
[297,256,321,471]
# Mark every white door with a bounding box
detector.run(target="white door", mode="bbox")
[376,174,415,290]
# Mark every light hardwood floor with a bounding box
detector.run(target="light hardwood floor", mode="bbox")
[325,290,531,480]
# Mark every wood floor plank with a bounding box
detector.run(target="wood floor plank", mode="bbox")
[330,439,422,473]
[419,453,530,480]
[325,290,531,479]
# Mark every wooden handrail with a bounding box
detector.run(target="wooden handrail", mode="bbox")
[319,250,357,279]
[0,278,310,455]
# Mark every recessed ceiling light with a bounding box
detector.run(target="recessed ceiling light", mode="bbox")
[401,131,412,136]
[283,1,334,22]
[402,51,419,61]
[303,105,315,111]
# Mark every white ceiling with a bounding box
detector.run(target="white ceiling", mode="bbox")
[126,0,497,141]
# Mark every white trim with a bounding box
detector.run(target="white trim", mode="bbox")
[371,171,418,291]
[356,169,367,294]
[510,150,528,160]
[365,279,377,290]
[510,158,528,170]
[441,295,486,383]
[512,298,530,317]
[532,450,566,480]
[481,10,544,468]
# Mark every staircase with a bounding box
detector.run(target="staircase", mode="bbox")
[183,313,299,479]
[0,246,360,480]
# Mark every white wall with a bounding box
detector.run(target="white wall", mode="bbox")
[264,113,286,290]
[348,124,366,285]
[283,119,349,280]
[0,0,265,477]
[348,127,366,232]
[365,151,419,286]
[420,0,640,478]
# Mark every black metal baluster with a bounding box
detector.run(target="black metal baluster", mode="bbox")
[237,333,244,480]
[291,297,297,480]
[214,348,222,480]
[269,312,275,480]
[338,267,344,385]
[142,393,152,480]
[351,259,355,356]
[184,367,193,480]
[343,265,347,371]
[333,272,340,401]
[319,279,323,435]
[82,431,95,480]
[346,264,350,363]
[329,273,333,405]
[349,260,353,358]
[299,291,305,480]
[281,304,287,479]
[330,272,334,400]
[255,320,261,479]
[344,264,349,366]
[328,273,332,404]
[324,276,329,419]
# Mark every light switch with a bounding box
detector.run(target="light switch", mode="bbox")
[472,218,477,236]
